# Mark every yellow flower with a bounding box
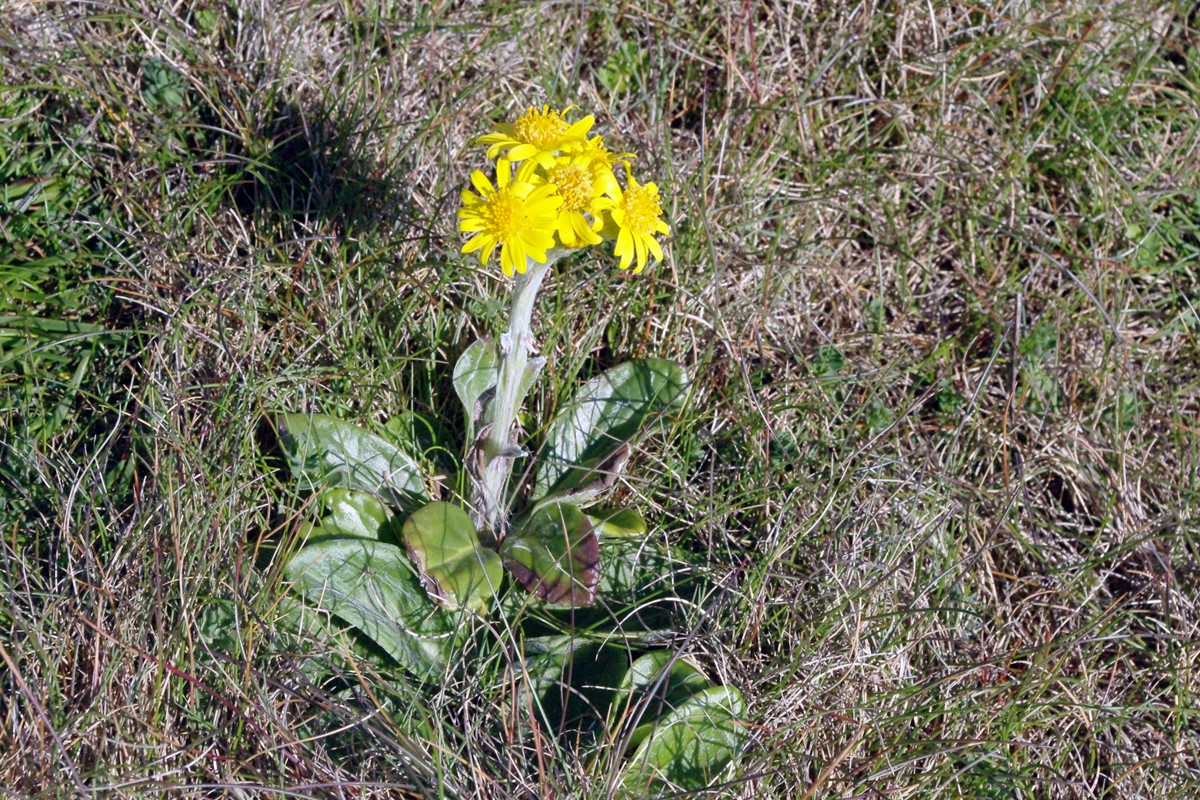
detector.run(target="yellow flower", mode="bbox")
[606,169,670,273]
[478,105,595,170]
[530,152,617,248]
[565,134,631,172]
[458,160,563,277]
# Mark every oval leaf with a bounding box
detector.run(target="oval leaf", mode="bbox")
[452,337,498,431]
[269,595,398,683]
[610,651,712,748]
[283,538,459,680]
[278,413,429,511]
[453,337,544,437]
[596,541,684,606]
[516,636,605,719]
[620,685,746,795]
[588,507,648,539]
[401,501,503,613]
[516,636,631,734]
[317,488,390,540]
[534,359,687,503]
[501,502,599,608]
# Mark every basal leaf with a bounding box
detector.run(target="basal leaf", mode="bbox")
[283,538,459,680]
[579,538,695,634]
[597,538,687,614]
[516,635,601,719]
[536,443,631,508]
[516,635,630,735]
[620,685,746,796]
[401,501,503,613]
[588,507,648,539]
[610,651,712,748]
[277,413,428,511]
[269,595,395,683]
[316,488,390,540]
[501,502,599,608]
[535,359,687,503]
[385,409,457,476]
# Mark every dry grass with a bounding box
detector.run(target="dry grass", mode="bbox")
[2,0,1199,797]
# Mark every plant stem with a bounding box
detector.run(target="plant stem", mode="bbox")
[477,257,551,537]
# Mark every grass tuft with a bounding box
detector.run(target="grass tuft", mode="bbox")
[2,1,1199,797]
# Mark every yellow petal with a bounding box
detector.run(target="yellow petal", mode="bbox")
[571,212,600,245]
[634,235,648,271]
[462,232,490,253]
[647,235,663,263]
[531,231,550,253]
[615,228,634,270]
[506,143,538,162]
[470,170,493,196]
[566,115,595,139]
[495,159,512,188]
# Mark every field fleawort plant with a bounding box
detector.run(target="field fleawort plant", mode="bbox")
[271,106,744,793]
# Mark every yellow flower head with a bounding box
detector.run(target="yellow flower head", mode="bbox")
[606,167,670,273]
[458,159,563,277]
[478,105,595,170]
[527,152,618,248]
[565,134,631,172]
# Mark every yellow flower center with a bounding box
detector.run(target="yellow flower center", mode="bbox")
[546,163,592,212]
[513,107,570,148]
[484,188,528,238]
[620,184,662,235]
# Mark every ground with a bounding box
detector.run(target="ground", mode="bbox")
[1,1,1198,797]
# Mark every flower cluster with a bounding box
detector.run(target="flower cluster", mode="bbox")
[458,106,670,277]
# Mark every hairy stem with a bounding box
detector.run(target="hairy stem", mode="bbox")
[477,257,552,536]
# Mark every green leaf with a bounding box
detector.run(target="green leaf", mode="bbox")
[196,599,240,653]
[813,345,845,378]
[535,359,687,504]
[401,501,503,613]
[596,540,680,602]
[588,538,695,632]
[141,58,188,113]
[518,635,590,700]
[1018,322,1057,361]
[271,594,417,686]
[277,413,428,512]
[283,539,459,680]
[501,502,600,608]
[452,337,498,431]
[588,507,648,539]
[517,635,630,734]
[517,636,604,714]
[595,538,680,618]
[383,411,460,491]
[620,685,746,796]
[0,315,106,336]
[453,337,544,435]
[610,651,712,748]
[316,488,390,540]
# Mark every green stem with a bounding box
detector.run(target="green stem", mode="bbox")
[477,257,552,536]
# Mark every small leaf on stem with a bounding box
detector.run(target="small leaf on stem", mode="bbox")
[453,336,499,433]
